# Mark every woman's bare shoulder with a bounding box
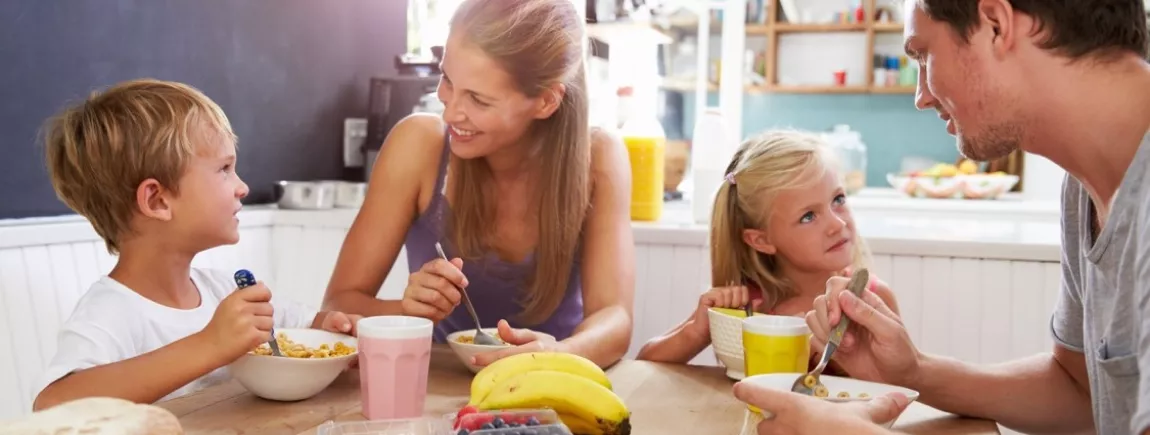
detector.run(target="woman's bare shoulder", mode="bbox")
[589,126,627,178]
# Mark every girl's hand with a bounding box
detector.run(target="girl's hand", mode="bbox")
[471,319,563,367]
[401,257,467,322]
[689,285,762,338]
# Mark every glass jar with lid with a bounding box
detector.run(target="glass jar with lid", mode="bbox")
[823,125,868,195]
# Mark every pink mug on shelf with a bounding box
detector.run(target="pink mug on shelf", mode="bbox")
[356,316,434,420]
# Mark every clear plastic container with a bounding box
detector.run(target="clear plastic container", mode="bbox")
[315,417,445,435]
[447,408,572,435]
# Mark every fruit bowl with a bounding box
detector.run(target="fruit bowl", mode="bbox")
[228,328,357,401]
[707,307,765,380]
[886,173,1019,200]
[737,373,920,432]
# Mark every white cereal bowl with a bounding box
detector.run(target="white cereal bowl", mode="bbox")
[445,328,525,373]
[707,307,766,380]
[738,373,920,432]
[228,328,358,401]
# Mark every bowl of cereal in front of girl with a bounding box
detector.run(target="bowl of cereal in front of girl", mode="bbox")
[229,328,358,401]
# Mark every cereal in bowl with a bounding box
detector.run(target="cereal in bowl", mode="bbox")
[250,332,356,358]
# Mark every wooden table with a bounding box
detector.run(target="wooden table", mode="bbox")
[158,345,999,434]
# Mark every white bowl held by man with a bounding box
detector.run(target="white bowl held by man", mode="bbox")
[737,373,920,433]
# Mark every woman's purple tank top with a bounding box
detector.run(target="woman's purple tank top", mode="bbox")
[402,135,585,343]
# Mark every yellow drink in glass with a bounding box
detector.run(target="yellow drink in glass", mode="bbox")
[741,315,810,413]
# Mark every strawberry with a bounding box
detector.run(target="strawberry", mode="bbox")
[453,405,478,429]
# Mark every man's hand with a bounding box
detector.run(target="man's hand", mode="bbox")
[733,380,909,435]
[805,277,922,385]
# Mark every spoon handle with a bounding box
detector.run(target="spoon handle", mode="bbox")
[234,269,282,357]
[826,269,870,350]
[435,243,483,331]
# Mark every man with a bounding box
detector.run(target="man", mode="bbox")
[734,0,1150,434]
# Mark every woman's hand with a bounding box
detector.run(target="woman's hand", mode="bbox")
[471,319,564,367]
[314,311,363,336]
[401,257,467,322]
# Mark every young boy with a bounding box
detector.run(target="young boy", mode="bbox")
[32,79,360,411]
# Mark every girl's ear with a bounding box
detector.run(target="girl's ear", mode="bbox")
[742,228,776,255]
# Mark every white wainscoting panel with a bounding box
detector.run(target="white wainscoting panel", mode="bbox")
[625,250,1063,372]
[0,207,1062,421]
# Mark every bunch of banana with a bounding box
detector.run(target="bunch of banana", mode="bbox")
[468,352,631,435]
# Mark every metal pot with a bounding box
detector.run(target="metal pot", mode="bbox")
[334,182,367,208]
[274,181,336,209]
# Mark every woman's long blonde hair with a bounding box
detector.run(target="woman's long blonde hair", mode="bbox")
[710,130,871,309]
[447,0,590,325]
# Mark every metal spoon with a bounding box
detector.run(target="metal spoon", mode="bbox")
[791,268,870,396]
[234,269,282,357]
[434,243,503,346]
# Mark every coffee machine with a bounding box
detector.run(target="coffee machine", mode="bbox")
[363,49,445,181]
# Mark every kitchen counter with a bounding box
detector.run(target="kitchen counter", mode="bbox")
[157,345,1000,435]
[0,189,1063,261]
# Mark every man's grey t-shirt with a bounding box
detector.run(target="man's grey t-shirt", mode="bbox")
[1053,129,1150,434]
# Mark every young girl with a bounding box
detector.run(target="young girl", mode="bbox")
[636,129,900,367]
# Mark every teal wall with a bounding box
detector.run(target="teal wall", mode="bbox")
[678,92,960,187]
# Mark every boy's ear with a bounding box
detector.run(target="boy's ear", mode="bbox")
[742,228,776,255]
[136,179,174,221]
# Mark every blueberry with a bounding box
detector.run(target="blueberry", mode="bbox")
[526,417,540,426]
[456,430,470,435]
[493,417,506,428]
[480,423,495,430]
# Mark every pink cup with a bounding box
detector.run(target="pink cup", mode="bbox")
[357,316,434,420]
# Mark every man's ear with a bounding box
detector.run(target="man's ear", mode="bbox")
[977,0,1017,59]
[742,228,776,255]
[533,83,566,119]
[136,178,174,221]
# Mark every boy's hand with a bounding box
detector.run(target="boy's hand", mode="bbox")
[203,282,275,363]
[313,310,362,337]
[689,285,761,338]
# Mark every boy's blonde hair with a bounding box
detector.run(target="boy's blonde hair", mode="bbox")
[43,79,236,254]
[710,130,871,309]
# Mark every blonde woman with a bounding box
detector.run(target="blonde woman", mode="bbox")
[321,0,634,369]
[637,130,899,368]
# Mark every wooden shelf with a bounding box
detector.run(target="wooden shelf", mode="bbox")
[764,85,869,94]
[872,22,905,32]
[870,86,916,94]
[773,23,866,33]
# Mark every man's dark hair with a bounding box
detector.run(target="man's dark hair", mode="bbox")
[919,0,1149,60]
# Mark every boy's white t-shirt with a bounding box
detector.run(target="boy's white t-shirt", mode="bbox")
[35,268,317,405]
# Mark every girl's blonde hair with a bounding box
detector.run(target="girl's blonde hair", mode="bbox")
[447,0,590,326]
[710,130,871,309]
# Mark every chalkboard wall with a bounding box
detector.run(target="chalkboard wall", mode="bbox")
[0,0,406,219]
